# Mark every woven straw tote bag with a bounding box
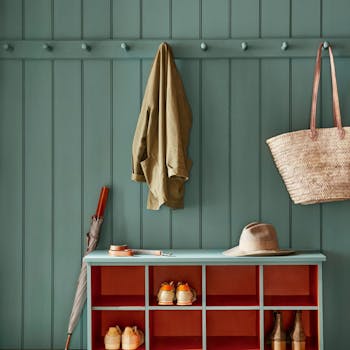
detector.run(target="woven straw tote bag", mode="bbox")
[266,43,350,204]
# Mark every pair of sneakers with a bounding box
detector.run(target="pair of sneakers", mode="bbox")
[104,325,144,350]
[157,281,197,306]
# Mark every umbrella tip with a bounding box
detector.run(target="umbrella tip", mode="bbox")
[65,333,72,350]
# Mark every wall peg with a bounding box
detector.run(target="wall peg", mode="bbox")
[42,43,52,51]
[121,42,129,51]
[200,42,208,51]
[3,43,13,51]
[323,41,330,49]
[281,41,288,51]
[81,43,91,51]
[241,42,248,51]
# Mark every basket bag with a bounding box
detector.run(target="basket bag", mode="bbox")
[266,43,350,204]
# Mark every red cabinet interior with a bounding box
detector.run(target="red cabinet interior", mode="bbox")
[206,265,259,306]
[91,265,145,306]
[264,310,319,350]
[150,310,202,350]
[264,265,318,306]
[149,265,202,306]
[207,310,260,350]
[92,310,145,350]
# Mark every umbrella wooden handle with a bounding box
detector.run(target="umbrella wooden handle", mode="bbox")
[133,249,162,256]
[65,334,71,350]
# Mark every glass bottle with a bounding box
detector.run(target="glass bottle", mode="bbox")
[270,311,287,350]
[291,310,306,350]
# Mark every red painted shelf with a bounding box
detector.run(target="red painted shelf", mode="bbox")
[151,336,202,350]
[93,295,145,307]
[207,295,259,306]
[207,336,260,350]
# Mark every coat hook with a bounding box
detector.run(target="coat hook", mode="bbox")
[281,41,288,51]
[3,43,13,51]
[323,41,330,49]
[241,42,248,51]
[81,43,91,51]
[200,42,208,51]
[42,43,52,51]
[121,42,129,51]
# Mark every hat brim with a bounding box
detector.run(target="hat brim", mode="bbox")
[222,246,295,257]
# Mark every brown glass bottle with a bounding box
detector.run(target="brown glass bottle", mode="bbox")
[290,310,306,350]
[270,311,287,350]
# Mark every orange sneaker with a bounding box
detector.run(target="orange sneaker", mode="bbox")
[121,326,144,350]
[176,282,197,305]
[104,326,122,350]
[157,281,175,305]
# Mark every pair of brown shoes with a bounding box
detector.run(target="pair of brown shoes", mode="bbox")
[157,281,197,306]
[104,326,144,350]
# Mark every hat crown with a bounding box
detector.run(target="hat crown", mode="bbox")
[239,223,279,252]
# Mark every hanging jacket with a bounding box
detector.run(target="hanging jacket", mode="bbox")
[131,42,192,210]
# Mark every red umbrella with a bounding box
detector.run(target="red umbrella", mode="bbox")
[65,186,109,350]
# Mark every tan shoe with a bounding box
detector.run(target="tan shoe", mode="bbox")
[157,281,175,305]
[176,282,197,305]
[122,326,144,350]
[104,326,122,350]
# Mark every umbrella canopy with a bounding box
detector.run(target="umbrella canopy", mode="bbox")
[65,187,109,350]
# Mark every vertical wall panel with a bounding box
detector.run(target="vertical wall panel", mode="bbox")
[172,60,201,248]
[292,0,320,37]
[261,0,290,37]
[231,59,260,245]
[290,59,321,249]
[113,0,140,38]
[24,61,52,348]
[261,59,290,248]
[24,0,52,39]
[322,58,350,349]
[323,0,350,36]
[53,61,82,349]
[83,61,112,250]
[54,0,81,39]
[142,0,170,39]
[231,0,260,38]
[114,60,141,247]
[172,0,200,39]
[202,0,230,38]
[0,0,22,39]
[141,60,171,249]
[83,0,110,38]
[0,61,22,348]
[202,60,230,248]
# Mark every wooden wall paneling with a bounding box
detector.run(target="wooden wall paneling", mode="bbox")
[201,60,230,248]
[112,0,140,39]
[202,0,230,38]
[53,0,81,39]
[230,59,260,246]
[142,0,170,39]
[113,60,141,247]
[323,0,350,36]
[24,0,52,39]
[261,0,290,37]
[322,57,350,349]
[231,0,260,38]
[23,60,52,348]
[0,61,22,348]
[83,0,110,39]
[83,61,112,250]
[0,0,22,39]
[52,61,82,349]
[171,0,200,39]
[141,59,171,249]
[291,0,320,37]
[260,59,290,248]
[290,59,321,249]
[172,59,201,248]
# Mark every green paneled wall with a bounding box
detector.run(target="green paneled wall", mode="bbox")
[0,0,349,349]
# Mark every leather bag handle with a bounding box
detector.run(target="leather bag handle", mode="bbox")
[310,43,345,140]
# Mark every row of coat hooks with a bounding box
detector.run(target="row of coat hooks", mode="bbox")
[2,40,331,52]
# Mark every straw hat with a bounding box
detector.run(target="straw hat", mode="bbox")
[223,222,295,257]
